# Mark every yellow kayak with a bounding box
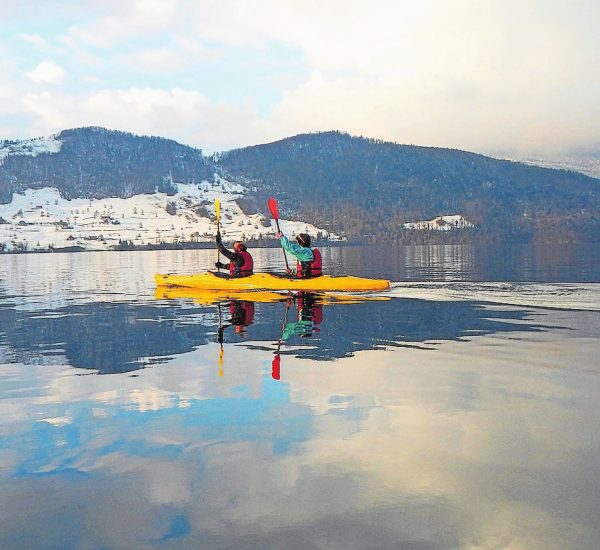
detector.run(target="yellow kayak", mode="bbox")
[154,272,390,292]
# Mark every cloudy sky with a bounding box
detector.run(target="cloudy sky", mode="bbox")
[1,0,599,157]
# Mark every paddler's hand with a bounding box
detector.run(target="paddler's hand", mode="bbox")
[277,231,283,239]
[215,261,226,269]
[285,268,293,275]
[216,231,222,243]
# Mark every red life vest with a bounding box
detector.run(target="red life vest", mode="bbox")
[312,248,323,276]
[230,250,253,277]
[296,248,322,278]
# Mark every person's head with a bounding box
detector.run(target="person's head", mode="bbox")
[233,241,247,252]
[296,233,311,247]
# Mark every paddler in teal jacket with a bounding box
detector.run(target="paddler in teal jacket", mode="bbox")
[277,231,322,277]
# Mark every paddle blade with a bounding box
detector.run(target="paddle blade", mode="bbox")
[215,199,220,223]
[268,198,279,221]
[272,354,281,380]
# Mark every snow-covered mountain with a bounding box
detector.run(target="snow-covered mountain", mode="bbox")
[0,133,339,252]
[0,179,338,252]
[0,133,472,250]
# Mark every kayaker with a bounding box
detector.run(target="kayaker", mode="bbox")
[215,232,254,277]
[276,232,322,278]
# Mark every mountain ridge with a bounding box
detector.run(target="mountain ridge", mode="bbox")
[2,127,599,244]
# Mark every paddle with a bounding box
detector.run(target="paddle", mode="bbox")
[217,301,224,377]
[215,199,221,272]
[268,198,290,271]
[272,297,291,380]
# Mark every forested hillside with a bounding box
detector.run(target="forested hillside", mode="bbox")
[217,131,600,243]
[1,127,599,244]
[0,127,212,203]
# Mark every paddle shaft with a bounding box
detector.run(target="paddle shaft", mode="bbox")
[274,219,290,270]
[272,298,291,380]
[268,199,290,270]
[218,302,224,376]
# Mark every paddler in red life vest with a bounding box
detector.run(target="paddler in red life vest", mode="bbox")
[276,232,322,278]
[215,232,254,277]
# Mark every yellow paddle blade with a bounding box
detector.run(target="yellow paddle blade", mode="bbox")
[215,199,220,223]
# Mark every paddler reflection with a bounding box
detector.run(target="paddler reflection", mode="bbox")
[273,292,323,380]
[283,292,322,339]
[217,299,255,376]
[218,299,255,340]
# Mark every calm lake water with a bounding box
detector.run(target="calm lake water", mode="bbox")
[1,244,599,549]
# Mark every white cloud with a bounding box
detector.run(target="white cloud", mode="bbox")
[117,38,221,74]
[25,61,66,85]
[18,33,49,48]
[18,87,256,152]
[1,0,600,157]
[68,0,180,47]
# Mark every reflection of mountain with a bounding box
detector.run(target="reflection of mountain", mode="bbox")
[251,296,543,360]
[0,301,215,373]
[0,295,542,374]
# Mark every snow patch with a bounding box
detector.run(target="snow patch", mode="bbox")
[403,215,475,231]
[0,136,63,163]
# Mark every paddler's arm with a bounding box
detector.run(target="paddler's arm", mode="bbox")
[216,232,245,270]
[216,232,234,260]
[279,235,314,262]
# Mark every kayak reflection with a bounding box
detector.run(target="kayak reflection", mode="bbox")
[211,291,328,379]
[159,287,383,379]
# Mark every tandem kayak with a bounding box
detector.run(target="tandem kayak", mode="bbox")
[154,272,390,292]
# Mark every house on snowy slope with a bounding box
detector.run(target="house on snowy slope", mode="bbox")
[403,215,475,231]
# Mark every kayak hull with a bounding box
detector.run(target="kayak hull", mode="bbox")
[154,272,390,292]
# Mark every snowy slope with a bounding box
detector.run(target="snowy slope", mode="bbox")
[0,177,338,252]
[0,136,63,163]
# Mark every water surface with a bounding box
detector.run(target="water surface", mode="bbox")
[1,244,599,549]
